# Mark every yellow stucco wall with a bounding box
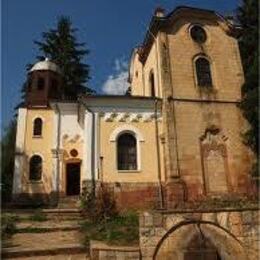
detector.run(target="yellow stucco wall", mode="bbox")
[99,117,165,183]
[131,38,162,98]
[143,42,162,98]
[130,52,145,96]
[22,108,54,194]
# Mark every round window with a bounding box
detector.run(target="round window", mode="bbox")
[70,149,78,157]
[190,25,207,43]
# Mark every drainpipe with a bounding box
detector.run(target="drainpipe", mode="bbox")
[55,103,61,205]
[154,98,164,209]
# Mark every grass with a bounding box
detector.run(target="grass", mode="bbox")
[80,211,139,246]
[28,210,48,222]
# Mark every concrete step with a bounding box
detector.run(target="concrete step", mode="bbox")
[3,208,82,221]
[57,196,80,209]
[2,230,87,259]
[2,243,88,258]
[16,220,81,232]
[6,254,90,260]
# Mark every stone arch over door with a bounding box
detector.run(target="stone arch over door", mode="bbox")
[154,221,247,260]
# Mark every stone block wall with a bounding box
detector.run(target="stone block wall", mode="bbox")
[139,208,260,259]
[90,240,140,260]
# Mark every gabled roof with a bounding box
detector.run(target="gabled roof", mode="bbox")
[139,5,239,64]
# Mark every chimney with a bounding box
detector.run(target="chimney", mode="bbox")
[154,7,165,17]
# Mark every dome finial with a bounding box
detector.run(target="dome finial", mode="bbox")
[30,58,61,74]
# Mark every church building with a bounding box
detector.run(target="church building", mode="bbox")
[12,6,255,208]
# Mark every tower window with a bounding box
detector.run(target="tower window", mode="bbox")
[117,133,137,170]
[50,78,59,98]
[29,155,42,181]
[149,71,155,97]
[33,118,43,136]
[190,25,207,43]
[37,77,45,90]
[195,57,213,87]
[27,78,32,92]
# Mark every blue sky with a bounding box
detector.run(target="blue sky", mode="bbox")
[2,0,239,129]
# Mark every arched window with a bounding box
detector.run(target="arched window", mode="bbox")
[33,118,43,136]
[117,133,137,170]
[149,71,155,97]
[29,155,42,181]
[195,57,213,87]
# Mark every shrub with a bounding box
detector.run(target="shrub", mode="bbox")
[80,211,139,246]
[81,184,118,223]
[29,210,47,222]
[1,214,18,238]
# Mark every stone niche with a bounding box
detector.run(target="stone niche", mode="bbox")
[200,127,230,195]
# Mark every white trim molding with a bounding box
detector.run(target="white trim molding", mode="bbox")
[109,125,145,142]
[110,125,144,172]
[13,108,27,195]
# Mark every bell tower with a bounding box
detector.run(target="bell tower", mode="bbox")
[25,58,63,107]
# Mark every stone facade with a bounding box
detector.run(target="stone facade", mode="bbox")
[139,208,260,259]
[129,6,255,206]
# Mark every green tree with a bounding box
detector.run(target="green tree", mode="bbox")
[1,119,17,203]
[34,16,94,99]
[18,16,94,107]
[237,0,259,178]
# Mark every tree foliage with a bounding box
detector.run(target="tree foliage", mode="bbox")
[1,120,17,202]
[20,16,94,101]
[237,0,259,177]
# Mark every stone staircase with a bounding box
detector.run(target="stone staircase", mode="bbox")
[57,196,81,209]
[2,200,89,259]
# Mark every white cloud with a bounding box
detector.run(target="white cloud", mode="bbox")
[102,58,129,95]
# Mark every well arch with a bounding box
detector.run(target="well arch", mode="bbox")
[153,220,247,260]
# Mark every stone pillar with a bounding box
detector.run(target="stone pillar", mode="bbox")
[13,153,24,196]
[50,148,63,204]
[94,112,99,181]
[51,149,58,193]
[159,32,186,207]
[82,110,94,191]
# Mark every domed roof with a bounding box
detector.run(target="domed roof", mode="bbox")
[30,58,62,74]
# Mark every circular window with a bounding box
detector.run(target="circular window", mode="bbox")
[190,25,207,43]
[70,149,78,157]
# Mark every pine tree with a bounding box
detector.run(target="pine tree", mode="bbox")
[237,0,259,178]
[34,16,94,99]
